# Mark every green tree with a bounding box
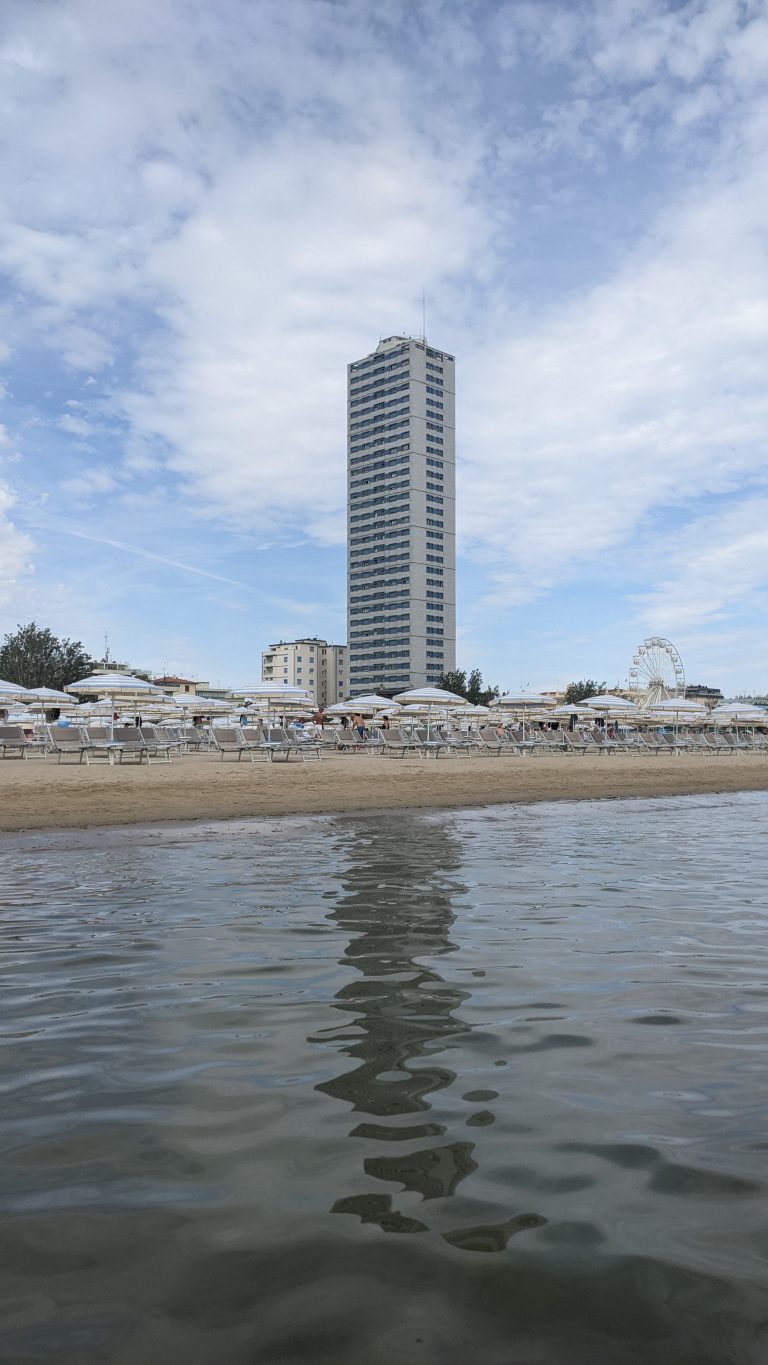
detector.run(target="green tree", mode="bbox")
[0,622,96,690]
[438,667,500,706]
[562,679,606,705]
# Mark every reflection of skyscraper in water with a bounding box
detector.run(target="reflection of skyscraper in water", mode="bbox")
[314,814,475,1233]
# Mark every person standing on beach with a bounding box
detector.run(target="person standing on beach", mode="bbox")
[352,712,366,741]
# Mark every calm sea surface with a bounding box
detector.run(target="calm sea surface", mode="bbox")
[1,792,767,1364]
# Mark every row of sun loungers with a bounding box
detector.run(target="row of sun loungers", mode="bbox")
[1,721,767,764]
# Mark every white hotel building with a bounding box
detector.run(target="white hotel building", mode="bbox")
[347,336,456,693]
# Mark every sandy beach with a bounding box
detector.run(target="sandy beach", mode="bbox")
[1,751,767,832]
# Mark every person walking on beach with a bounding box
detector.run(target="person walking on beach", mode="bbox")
[352,712,366,741]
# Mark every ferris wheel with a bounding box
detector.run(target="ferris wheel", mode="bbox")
[628,637,685,705]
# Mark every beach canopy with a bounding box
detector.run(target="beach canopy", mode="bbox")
[233,683,314,703]
[711,702,767,722]
[645,697,707,715]
[550,704,597,717]
[0,679,39,703]
[327,695,401,715]
[497,692,556,707]
[172,693,233,711]
[29,687,73,704]
[393,687,467,706]
[581,694,639,710]
[66,671,164,700]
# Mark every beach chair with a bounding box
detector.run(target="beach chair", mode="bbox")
[84,726,125,763]
[416,726,450,758]
[0,725,35,759]
[211,726,271,762]
[381,728,424,758]
[45,724,95,764]
[335,728,367,754]
[441,727,477,757]
[561,730,588,755]
[110,726,151,764]
[137,725,175,764]
[285,727,323,761]
[477,727,504,756]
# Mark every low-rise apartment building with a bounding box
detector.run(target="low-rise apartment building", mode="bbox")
[261,638,348,708]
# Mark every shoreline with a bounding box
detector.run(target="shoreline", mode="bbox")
[1,752,768,833]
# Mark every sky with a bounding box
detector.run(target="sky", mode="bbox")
[1,0,767,694]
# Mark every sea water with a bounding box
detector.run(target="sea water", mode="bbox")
[0,792,767,1363]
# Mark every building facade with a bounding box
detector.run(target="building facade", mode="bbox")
[347,335,456,693]
[261,638,348,708]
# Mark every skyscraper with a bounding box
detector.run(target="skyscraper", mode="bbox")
[347,335,456,694]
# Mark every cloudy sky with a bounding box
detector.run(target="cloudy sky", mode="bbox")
[1,0,767,693]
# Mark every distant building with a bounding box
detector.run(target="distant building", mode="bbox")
[261,638,348,708]
[347,334,456,693]
[151,675,199,695]
[685,684,723,706]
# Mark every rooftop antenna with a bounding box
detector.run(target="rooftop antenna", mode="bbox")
[104,632,110,666]
[421,288,427,343]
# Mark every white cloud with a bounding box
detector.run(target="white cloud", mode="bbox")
[0,480,35,610]
[632,496,768,633]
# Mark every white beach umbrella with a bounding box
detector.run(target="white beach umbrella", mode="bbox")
[711,702,767,723]
[497,691,557,738]
[66,671,164,736]
[498,691,557,707]
[327,696,402,719]
[581,694,639,710]
[0,679,38,703]
[172,693,233,712]
[645,696,708,736]
[393,687,466,739]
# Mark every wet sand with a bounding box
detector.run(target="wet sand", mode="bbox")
[1,751,767,831]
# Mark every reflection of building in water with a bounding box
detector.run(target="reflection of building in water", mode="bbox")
[314,814,474,1232]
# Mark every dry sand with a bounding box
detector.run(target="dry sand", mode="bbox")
[1,750,767,832]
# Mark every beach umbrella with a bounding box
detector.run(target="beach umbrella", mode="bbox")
[65,671,165,737]
[393,686,466,739]
[0,679,38,702]
[581,694,638,710]
[456,704,490,731]
[327,696,402,719]
[172,693,233,712]
[711,703,767,722]
[497,691,557,739]
[644,697,708,736]
[710,702,767,741]
[235,684,316,728]
[232,683,314,723]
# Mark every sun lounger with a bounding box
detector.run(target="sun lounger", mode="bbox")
[45,724,96,764]
[335,729,368,754]
[137,725,175,764]
[211,726,272,762]
[415,727,450,757]
[0,724,35,759]
[477,728,504,755]
[562,730,589,754]
[381,729,424,758]
[285,728,322,761]
[109,725,151,764]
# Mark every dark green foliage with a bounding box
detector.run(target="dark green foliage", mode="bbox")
[562,679,606,705]
[437,668,500,706]
[0,622,96,690]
